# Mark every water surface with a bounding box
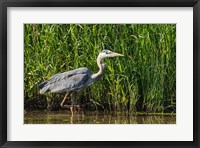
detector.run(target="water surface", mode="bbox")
[24,110,176,124]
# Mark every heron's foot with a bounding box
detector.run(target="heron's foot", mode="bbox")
[70,105,83,116]
[74,105,81,114]
[61,104,80,108]
[60,104,84,115]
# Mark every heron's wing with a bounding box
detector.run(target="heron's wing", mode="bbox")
[48,67,92,84]
[39,67,93,94]
[49,73,91,93]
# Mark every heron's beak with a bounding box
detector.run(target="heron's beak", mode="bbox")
[110,52,124,57]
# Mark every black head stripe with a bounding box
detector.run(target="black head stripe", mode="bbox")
[101,50,107,53]
[101,49,111,54]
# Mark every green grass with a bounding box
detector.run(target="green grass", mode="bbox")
[24,24,176,113]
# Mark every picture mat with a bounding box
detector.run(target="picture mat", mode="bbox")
[7,7,193,141]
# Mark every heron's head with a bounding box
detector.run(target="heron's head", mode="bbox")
[99,50,123,58]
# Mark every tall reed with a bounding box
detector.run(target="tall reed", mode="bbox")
[24,24,176,113]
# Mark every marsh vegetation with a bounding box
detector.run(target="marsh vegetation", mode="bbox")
[24,24,176,120]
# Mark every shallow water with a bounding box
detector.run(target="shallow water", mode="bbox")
[24,110,176,124]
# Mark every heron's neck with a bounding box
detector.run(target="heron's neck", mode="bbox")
[91,55,105,81]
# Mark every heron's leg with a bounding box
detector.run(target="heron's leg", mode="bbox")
[46,97,52,111]
[74,91,85,115]
[76,105,81,114]
[77,92,86,115]
[60,93,69,107]
[70,106,74,116]
[70,93,75,116]
[81,104,86,115]
[73,94,81,115]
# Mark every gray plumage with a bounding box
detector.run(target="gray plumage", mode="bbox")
[38,67,93,94]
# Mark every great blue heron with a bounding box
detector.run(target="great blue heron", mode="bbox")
[38,50,123,115]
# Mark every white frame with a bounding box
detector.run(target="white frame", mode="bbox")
[7,7,193,141]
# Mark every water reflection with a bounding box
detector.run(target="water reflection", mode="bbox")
[24,110,176,124]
